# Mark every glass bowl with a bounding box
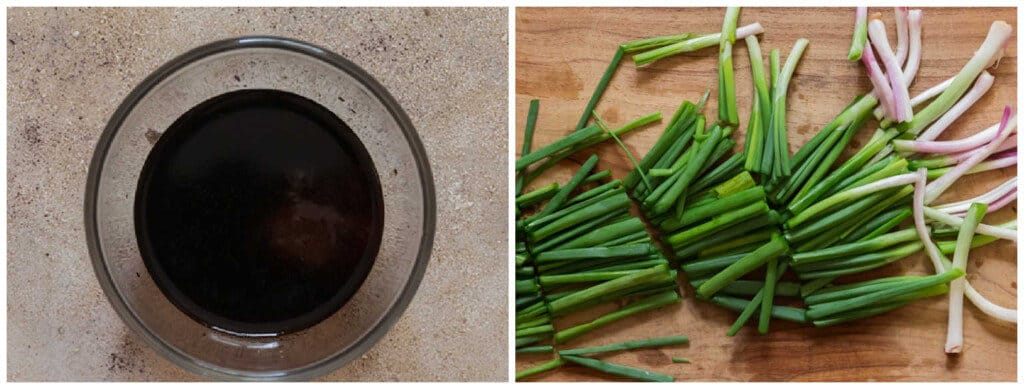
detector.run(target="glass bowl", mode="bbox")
[84,36,435,380]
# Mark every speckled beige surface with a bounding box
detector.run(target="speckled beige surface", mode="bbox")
[7,7,508,382]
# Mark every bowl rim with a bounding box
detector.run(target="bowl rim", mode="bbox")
[83,35,436,381]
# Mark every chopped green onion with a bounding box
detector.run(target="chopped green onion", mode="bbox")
[561,355,675,382]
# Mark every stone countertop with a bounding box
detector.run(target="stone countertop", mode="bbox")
[7,7,508,381]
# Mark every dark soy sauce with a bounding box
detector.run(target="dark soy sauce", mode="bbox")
[135,89,383,336]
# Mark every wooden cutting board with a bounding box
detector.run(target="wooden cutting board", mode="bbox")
[515,7,1017,382]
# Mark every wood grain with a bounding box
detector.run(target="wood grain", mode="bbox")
[515,7,1016,382]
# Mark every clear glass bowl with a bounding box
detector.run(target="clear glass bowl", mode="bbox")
[84,36,435,380]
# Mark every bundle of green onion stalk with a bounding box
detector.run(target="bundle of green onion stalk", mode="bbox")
[515,156,687,381]
[627,7,1016,336]
[515,6,1016,380]
[515,100,690,380]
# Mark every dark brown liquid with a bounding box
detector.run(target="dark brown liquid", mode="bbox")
[135,89,383,336]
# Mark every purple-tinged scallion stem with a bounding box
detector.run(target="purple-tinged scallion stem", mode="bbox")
[947,133,1016,163]
[917,169,1018,324]
[980,189,1017,215]
[912,72,996,144]
[868,18,913,122]
[903,10,923,84]
[913,140,1015,169]
[925,107,1015,203]
[935,177,1016,214]
[924,150,1017,180]
[870,9,924,126]
[895,109,1013,154]
[861,44,897,120]
[874,74,952,122]
[894,7,910,66]
[900,21,1013,136]
[953,189,1016,217]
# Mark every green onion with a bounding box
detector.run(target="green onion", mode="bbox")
[583,170,612,184]
[674,211,779,259]
[516,324,554,338]
[594,111,652,189]
[625,103,697,189]
[699,229,773,257]
[602,230,653,247]
[744,34,772,173]
[759,255,780,333]
[898,21,1012,135]
[577,258,670,275]
[548,264,671,316]
[725,262,790,336]
[521,113,661,186]
[768,38,809,179]
[621,33,699,53]
[558,335,689,356]
[661,186,766,231]
[529,193,632,242]
[516,182,559,208]
[800,277,833,298]
[535,154,600,219]
[792,228,921,264]
[690,153,745,195]
[806,276,920,305]
[576,47,624,131]
[681,252,747,279]
[516,334,550,348]
[839,206,912,244]
[667,201,769,248]
[786,187,906,244]
[540,269,647,287]
[567,179,620,206]
[516,279,538,295]
[805,269,965,320]
[696,233,788,299]
[524,185,623,233]
[718,7,741,125]
[690,279,800,297]
[535,244,651,264]
[633,23,764,67]
[945,202,987,353]
[534,211,629,253]
[653,126,725,216]
[787,174,915,229]
[812,284,950,327]
[516,316,550,329]
[555,290,681,343]
[788,128,899,215]
[517,345,554,354]
[847,7,868,61]
[517,99,541,194]
[773,96,875,204]
[516,125,603,170]
[711,295,807,323]
[556,217,646,250]
[561,355,675,382]
[515,357,565,381]
[935,228,1007,254]
[827,155,897,196]
[794,242,923,277]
